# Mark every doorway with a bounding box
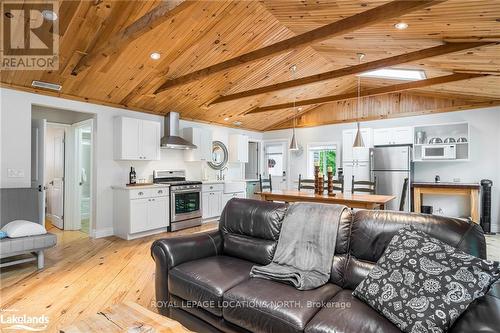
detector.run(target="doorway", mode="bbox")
[263,141,288,190]
[76,122,92,234]
[245,141,260,180]
[32,105,95,236]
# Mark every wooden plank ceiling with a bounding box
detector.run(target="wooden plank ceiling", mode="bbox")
[1,0,499,131]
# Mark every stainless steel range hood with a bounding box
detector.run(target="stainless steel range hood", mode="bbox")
[160,112,197,149]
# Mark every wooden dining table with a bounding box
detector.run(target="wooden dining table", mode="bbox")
[257,190,396,210]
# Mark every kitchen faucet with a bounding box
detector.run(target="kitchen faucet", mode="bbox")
[217,167,228,181]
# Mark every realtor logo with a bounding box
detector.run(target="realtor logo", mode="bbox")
[1,0,59,70]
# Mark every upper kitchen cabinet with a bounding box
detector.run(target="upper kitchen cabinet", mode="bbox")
[373,127,413,146]
[342,128,372,163]
[183,127,212,161]
[229,134,249,163]
[114,117,160,161]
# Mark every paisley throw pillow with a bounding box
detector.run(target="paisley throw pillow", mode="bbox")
[352,226,500,333]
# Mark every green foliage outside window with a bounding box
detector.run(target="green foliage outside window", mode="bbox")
[314,150,336,175]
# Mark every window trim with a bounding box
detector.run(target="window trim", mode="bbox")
[306,142,338,178]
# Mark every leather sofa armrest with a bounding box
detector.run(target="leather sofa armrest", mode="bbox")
[151,230,222,315]
[450,278,500,332]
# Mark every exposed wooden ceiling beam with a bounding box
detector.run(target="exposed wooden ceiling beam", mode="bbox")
[71,0,194,76]
[210,42,494,106]
[154,0,443,94]
[246,73,488,114]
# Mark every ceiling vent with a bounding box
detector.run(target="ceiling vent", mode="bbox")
[31,80,62,91]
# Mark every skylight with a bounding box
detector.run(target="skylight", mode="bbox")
[359,68,427,81]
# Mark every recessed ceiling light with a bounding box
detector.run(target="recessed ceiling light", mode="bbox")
[233,121,242,126]
[223,117,230,121]
[150,52,161,60]
[41,10,58,21]
[359,68,426,81]
[394,22,408,30]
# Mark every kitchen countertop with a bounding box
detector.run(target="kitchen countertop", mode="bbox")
[411,182,480,189]
[111,184,170,190]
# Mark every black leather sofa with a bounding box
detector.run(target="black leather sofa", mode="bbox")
[151,198,499,333]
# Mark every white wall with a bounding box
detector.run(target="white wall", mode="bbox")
[0,88,262,237]
[264,107,500,232]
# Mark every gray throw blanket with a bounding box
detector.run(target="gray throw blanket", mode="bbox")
[250,202,346,290]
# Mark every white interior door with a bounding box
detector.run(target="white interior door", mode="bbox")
[263,141,288,190]
[47,128,65,229]
[31,119,46,226]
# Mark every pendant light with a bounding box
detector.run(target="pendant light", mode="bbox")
[353,53,365,148]
[289,65,299,151]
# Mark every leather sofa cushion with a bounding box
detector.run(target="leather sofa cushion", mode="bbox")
[223,278,341,333]
[344,210,487,289]
[219,199,287,265]
[305,290,400,333]
[351,210,486,262]
[449,279,500,332]
[220,199,287,241]
[169,256,254,317]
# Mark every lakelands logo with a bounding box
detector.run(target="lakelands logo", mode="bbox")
[0,309,49,331]
[1,0,59,70]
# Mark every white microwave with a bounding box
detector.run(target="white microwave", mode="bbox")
[422,144,456,160]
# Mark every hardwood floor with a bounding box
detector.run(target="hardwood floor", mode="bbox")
[0,222,217,332]
[1,222,498,332]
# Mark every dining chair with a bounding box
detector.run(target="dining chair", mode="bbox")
[259,174,272,192]
[399,177,409,211]
[332,175,344,193]
[299,174,344,193]
[298,174,316,191]
[352,176,377,194]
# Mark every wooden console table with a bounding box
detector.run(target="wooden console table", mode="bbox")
[412,182,480,223]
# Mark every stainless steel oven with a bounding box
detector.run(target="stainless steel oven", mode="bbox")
[153,170,202,231]
[170,184,202,231]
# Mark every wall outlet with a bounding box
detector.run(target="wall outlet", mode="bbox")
[7,168,25,178]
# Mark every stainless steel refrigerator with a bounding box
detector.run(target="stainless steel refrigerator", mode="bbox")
[370,146,412,212]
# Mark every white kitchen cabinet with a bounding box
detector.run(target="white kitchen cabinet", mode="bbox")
[202,183,223,219]
[342,128,372,163]
[222,191,246,210]
[183,127,213,161]
[342,161,371,193]
[373,127,413,146]
[229,134,249,163]
[114,117,160,161]
[113,186,170,240]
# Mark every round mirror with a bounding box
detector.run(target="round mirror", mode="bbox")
[207,141,228,170]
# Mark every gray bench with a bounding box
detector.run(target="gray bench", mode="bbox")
[0,233,56,269]
[0,188,57,269]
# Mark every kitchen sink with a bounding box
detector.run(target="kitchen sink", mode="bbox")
[223,181,246,193]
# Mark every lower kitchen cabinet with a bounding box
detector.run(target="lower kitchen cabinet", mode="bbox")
[202,183,247,220]
[222,192,246,209]
[202,190,222,219]
[113,186,170,240]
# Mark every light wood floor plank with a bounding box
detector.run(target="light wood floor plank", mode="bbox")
[0,223,217,332]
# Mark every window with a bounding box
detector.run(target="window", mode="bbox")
[307,143,337,178]
[359,68,426,81]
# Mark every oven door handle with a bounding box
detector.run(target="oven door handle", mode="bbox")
[172,189,202,194]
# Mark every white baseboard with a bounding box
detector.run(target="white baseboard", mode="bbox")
[93,227,114,238]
